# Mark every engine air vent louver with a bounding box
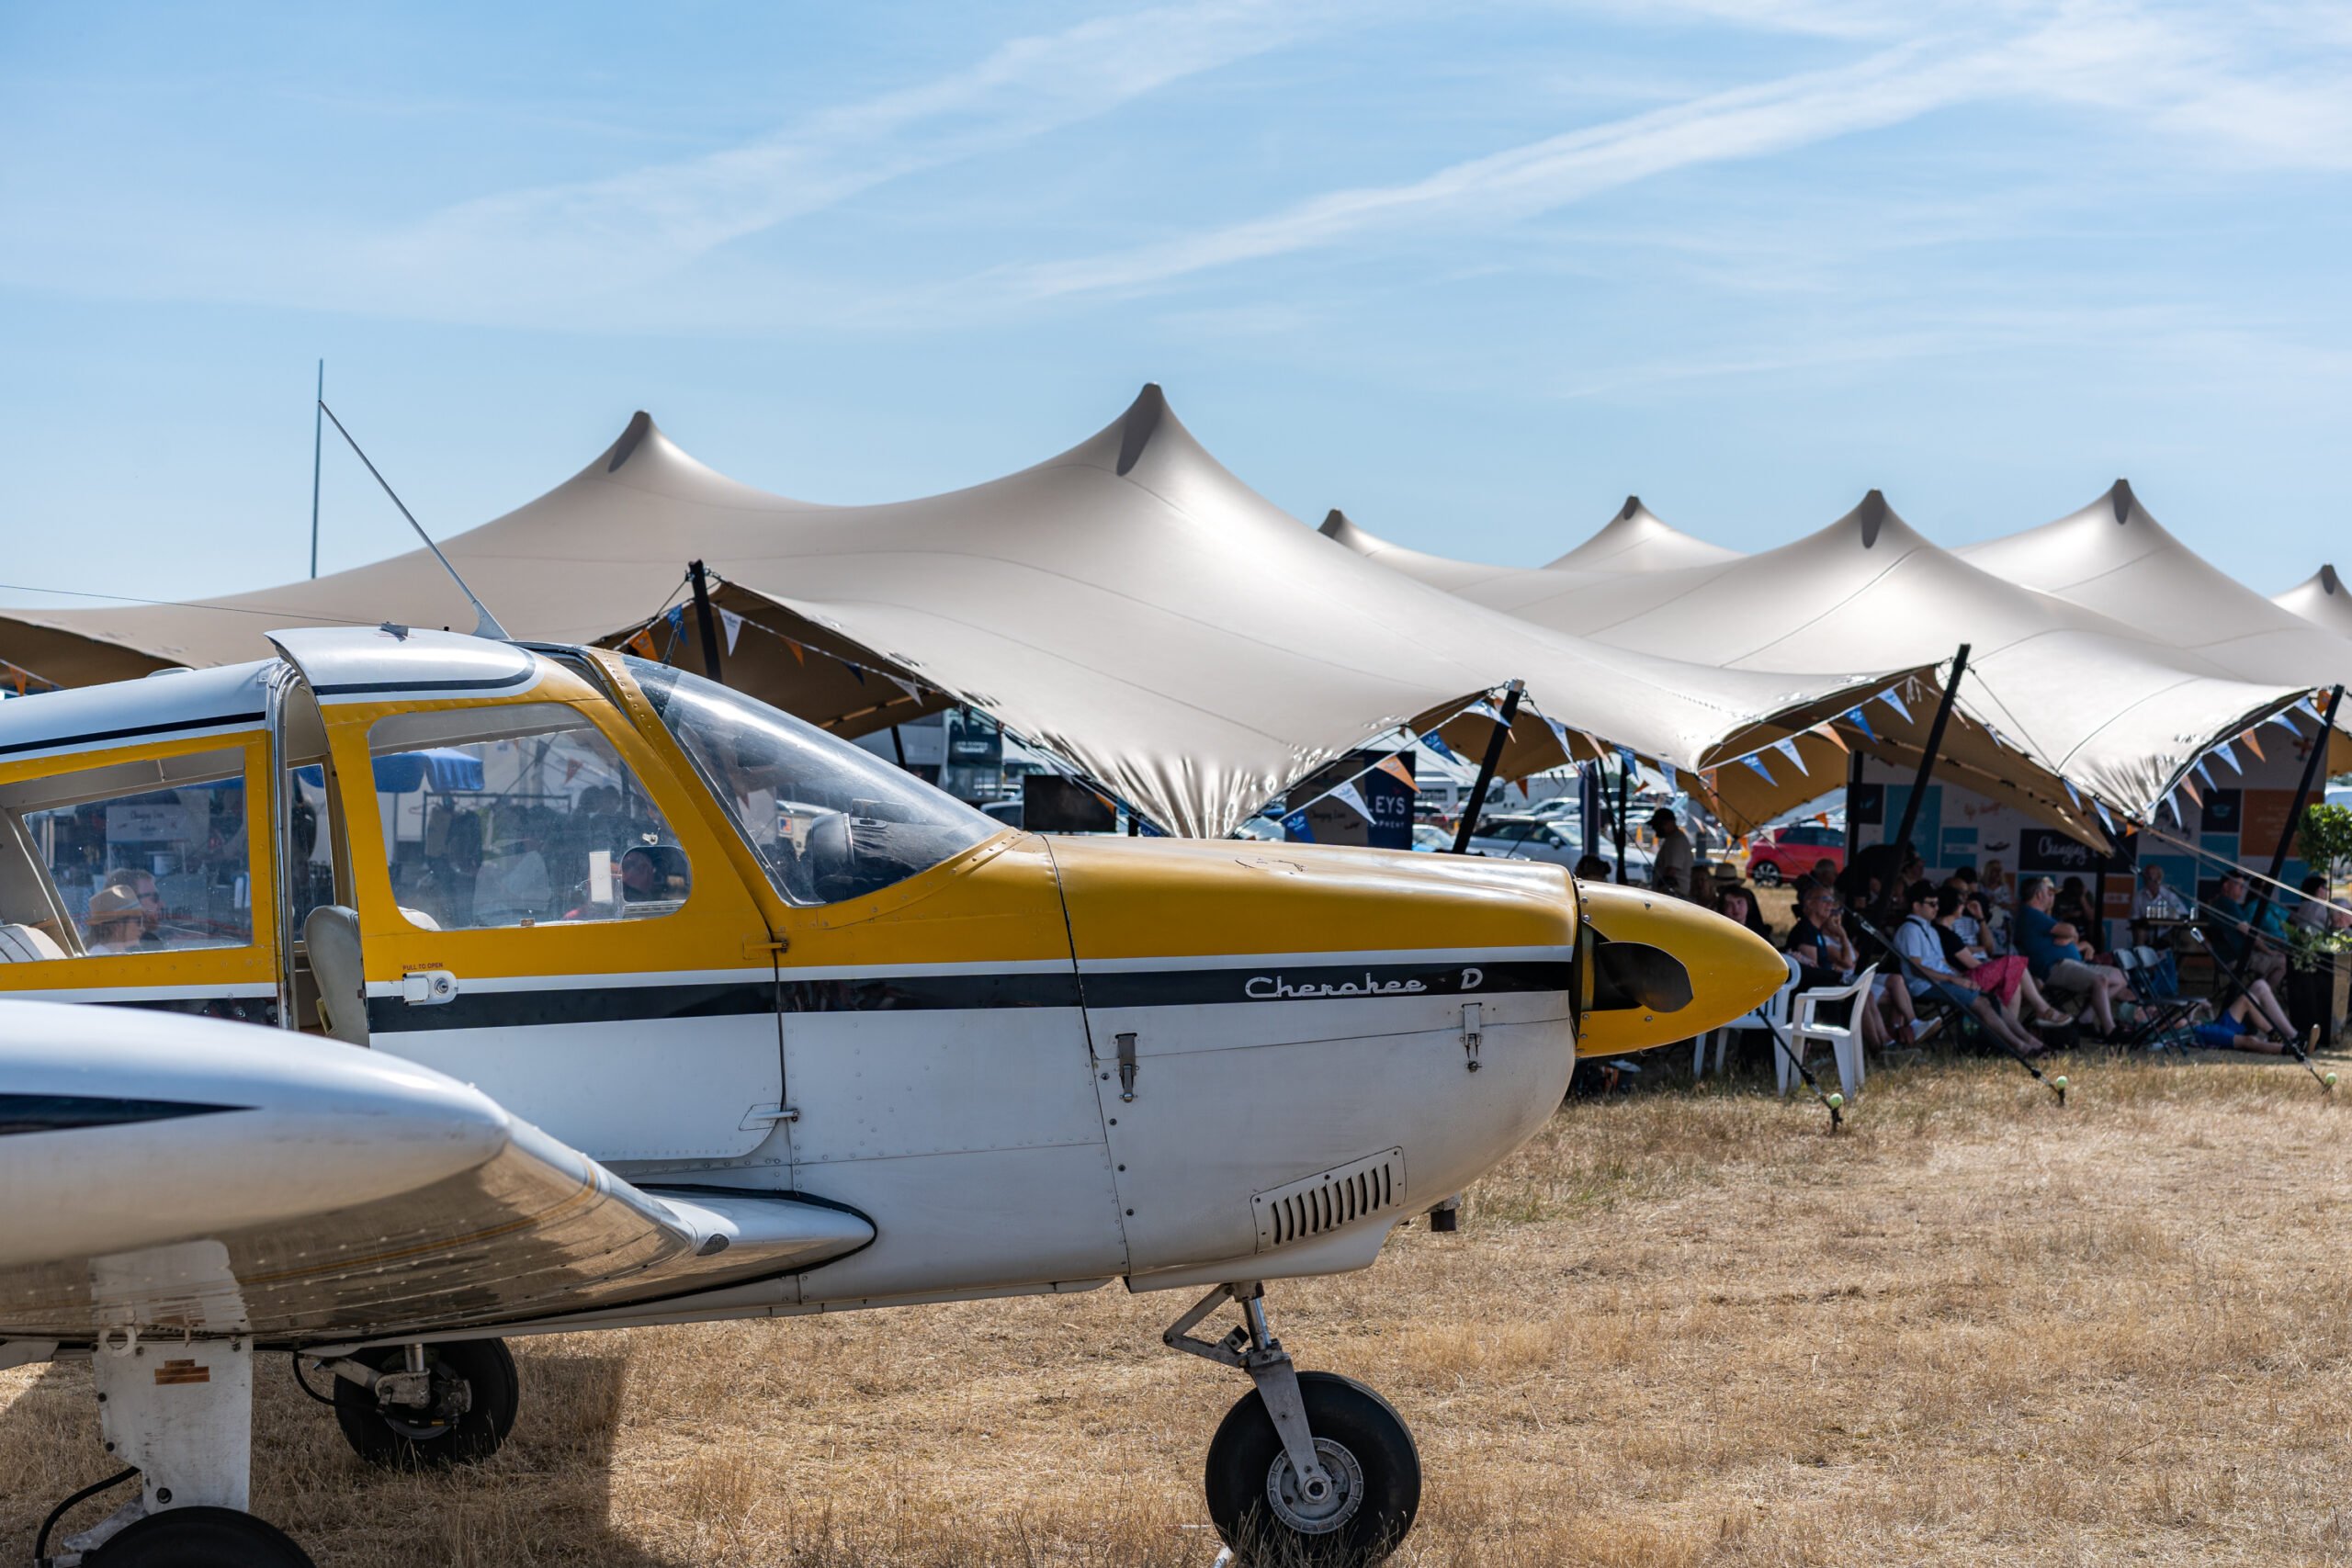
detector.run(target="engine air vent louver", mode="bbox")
[1251,1147,1406,1251]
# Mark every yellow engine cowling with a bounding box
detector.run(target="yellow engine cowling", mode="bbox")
[1573,881,1788,1057]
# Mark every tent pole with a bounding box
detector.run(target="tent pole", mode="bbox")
[1883,644,1970,918]
[1613,764,1628,885]
[1450,679,1523,853]
[889,725,908,768]
[309,360,324,580]
[688,559,724,682]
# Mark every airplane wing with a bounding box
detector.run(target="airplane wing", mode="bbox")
[0,1000,869,1348]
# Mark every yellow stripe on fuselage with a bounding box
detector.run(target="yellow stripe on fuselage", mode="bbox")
[1047,837,1575,963]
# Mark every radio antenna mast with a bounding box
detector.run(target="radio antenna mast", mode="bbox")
[316,400,512,641]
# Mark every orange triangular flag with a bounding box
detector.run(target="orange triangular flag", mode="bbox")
[625,627,658,660]
[2241,728,2266,761]
[1815,812,1830,828]
[786,639,807,665]
[2179,775,2202,805]
[1809,719,1849,753]
[1374,755,1418,791]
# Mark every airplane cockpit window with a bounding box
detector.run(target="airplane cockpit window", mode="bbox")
[365,705,690,931]
[623,657,998,907]
[0,746,254,961]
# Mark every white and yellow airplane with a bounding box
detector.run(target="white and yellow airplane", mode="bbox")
[0,626,1781,1567]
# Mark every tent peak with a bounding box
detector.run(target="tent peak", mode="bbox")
[1115,383,1168,477]
[1614,495,1643,523]
[604,411,659,474]
[1317,508,1351,539]
[2324,564,2343,597]
[2109,478,2137,524]
[1855,489,1890,548]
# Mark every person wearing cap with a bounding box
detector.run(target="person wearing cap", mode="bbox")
[1892,879,2050,1057]
[84,884,147,954]
[1648,807,1693,898]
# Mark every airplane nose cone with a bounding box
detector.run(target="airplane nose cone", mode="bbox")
[1574,881,1789,1058]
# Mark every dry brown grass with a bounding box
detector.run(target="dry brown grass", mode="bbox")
[12,1053,2352,1566]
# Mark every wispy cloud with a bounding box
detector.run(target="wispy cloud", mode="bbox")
[993,1,2352,305]
[356,0,1356,316]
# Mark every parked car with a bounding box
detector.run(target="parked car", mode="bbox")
[1468,816,1657,881]
[1410,822,1454,852]
[1743,821,1846,886]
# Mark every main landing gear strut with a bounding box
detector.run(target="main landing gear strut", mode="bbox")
[1165,1282,1420,1565]
[36,1336,523,1567]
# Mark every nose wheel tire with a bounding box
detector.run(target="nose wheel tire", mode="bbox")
[1204,1371,1420,1565]
[332,1338,518,1469]
[88,1506,315,1567]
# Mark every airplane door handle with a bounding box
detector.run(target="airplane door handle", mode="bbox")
[399,969,459,1006]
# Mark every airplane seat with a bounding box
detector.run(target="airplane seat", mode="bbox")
[0,923,66,963]
[304,905,370,1047]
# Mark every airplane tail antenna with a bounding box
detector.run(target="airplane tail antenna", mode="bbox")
[316,400,513,641]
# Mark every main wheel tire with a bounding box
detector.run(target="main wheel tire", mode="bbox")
[91,1506,314,1567]
[1204,1371,1420,1566]
[332,1338,518,1469]
[1750,861,1781,886]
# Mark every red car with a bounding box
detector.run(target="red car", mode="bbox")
[1744,822,1846,886]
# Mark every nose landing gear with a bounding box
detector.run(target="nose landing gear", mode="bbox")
[311,1337,519,1468]
[1165,1282,1420,1565]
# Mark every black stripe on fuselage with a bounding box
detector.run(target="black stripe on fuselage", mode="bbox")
[356,960,1568,1031]
[1080,959,1576,1010]
[0,1093,247,1137]
[366,980,780,1034]
[0,710,266,760]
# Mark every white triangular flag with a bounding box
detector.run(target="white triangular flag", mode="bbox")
[1330,782,1372,820]
[1772,738,1806,775]
[720,608,744,653]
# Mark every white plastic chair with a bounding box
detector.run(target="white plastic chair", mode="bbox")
[1696,954,1802,1078]
[1780,964,1879,1102]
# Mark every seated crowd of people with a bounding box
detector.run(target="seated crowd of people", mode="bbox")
[1625,813,2342,1065]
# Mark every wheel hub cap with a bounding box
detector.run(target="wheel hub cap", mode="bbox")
[1266,1438,1364,1534]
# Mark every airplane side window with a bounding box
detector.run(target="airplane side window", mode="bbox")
[364,704,691,932]
[623,657,996,908]
[0,746,254,961]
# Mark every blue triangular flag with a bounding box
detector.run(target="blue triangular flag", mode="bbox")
[2278,705,2306,735]
[1661,760,1679,790]
[666,604,686,630]
[1467,698,1508,725]
[2194,759,2218,791]
[1282,808,1315,842]
[1742,753,1775,784]
[1846,705,1878,743]
[2214,740,2243,774]
[1615,744,1639,776]
[1771,738,1806,775]
[2094,797,2115,833]
[1422,732,1458,763]
[1880,688,1914,725]
[1541,714,1573,750]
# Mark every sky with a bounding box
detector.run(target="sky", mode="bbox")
[2,0,2348,611]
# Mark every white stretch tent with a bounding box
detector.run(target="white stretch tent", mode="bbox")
[2275,566,2352,642]
[1544,497,1745,573]
[0,387,1936,840]
[1960,482,2352,699]
[1327,491,2318,822]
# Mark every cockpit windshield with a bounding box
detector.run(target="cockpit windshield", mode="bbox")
[620,657,1000,907]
